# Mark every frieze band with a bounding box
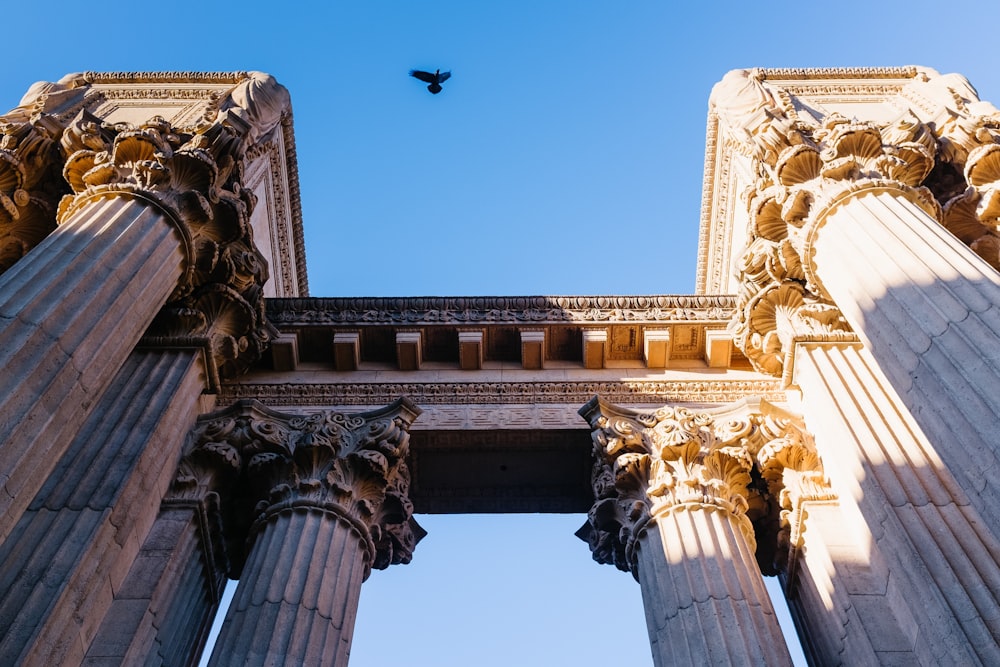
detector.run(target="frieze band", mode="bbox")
[266,294,737,326]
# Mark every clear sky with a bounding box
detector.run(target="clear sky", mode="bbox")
[6,1,1000,665]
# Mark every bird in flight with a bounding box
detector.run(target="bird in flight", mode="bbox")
[409,69,451,95]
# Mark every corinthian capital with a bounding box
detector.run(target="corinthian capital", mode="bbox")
[577,397,779,576]
[175,399,424,579]
[722,82,944,377]
[757,426,835,574]
[57,111,261,299]
[578,396,829,579]
[53,74,293,380]
[0,99,77,273]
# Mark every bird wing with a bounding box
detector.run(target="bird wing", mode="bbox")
[437,71,451,83]
[409,70,436,83]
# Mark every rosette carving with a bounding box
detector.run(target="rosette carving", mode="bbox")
[171,399,424,579]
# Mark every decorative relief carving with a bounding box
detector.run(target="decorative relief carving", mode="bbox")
[713,70,976,378]
[53,73,293,381]
[266,295,737,326]
[715,68,1000,378]
[245,133,302,296]
[757,427,835,576]
[0,76,85,273]
[942,140,1000,270]
[759,67,919,81]
[218,379,786,411]
[163,422,243,595]
[577,396,826,578]
[171,398,423,578]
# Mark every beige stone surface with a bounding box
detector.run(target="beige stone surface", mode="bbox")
[184,399,422,666]
[4,64,1000,666]
[578,398,804,664]
[794,343,1000,663]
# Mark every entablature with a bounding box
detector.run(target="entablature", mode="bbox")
[255,294,753,372]
[223,294,785,420]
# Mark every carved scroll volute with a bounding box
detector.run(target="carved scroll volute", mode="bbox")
[757,426,835,575]
[233,399,424,579]
[578,397,764,578]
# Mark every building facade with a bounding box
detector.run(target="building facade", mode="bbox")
[1,66,1000,665]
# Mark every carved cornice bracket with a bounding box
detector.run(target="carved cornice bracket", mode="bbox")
[172,398,424,579]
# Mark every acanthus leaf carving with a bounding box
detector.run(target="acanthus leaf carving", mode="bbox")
[0,111,72,273]
[717,74,954,378]
[579,398,764,577]
[756,426,836,576]
[172,398,423,580]
[55,75,290,383]
[580,396,830,580]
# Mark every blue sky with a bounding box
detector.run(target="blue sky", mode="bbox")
[6,1,1000,664]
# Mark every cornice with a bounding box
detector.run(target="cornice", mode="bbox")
[266,295,737,326]
[757,67,919,81]
[82,71,253,84]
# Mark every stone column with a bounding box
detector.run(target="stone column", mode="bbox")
[717,69,1000,546]
[578,397,793,666]
[805,186,1000,541]
[790,342,1000,664]
[81,415,241,667]
[205,399,424,667]
[0,348,206,667]
[711,67,1000,664]
[0,74,288,542]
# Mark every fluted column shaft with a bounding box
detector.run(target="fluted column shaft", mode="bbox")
[0,348,204,667]
[792,341,1000,664]
[636,505,791,666]
[810,188,1000,542]
[579,398,796,666]
[182,399,422,667]
[83,504,226,667]
[209,507,369,667]
[0,196,185,541]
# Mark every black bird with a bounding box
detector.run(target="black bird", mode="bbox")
[409,69,451,94]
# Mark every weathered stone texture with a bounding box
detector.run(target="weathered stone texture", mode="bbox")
[0,349,204,666]
[0,200,186,542]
